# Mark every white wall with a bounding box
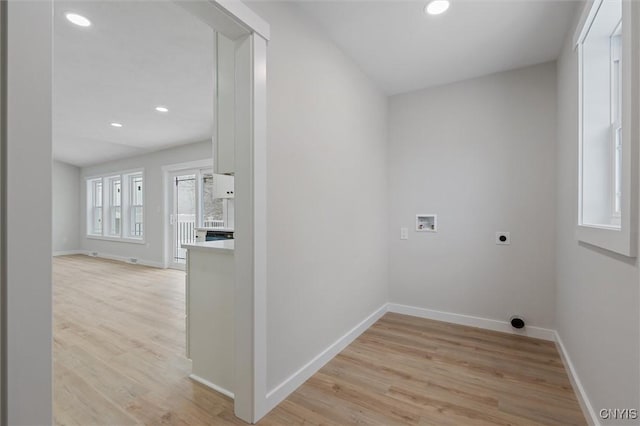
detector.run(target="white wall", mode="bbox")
[81,141,211,266]
[388,62,558,329]
[5,1,53,424]
[556,6,640,424]
[245,1,389,392]
[53,160,81,254]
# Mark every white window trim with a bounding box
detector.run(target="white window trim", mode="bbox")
[87,178,103,237]
[85,168,145,244]
[610,23,622,222]
[106,175,122,238]
[610,124,622,221]
[128,172,144,239]
[576,0,639,257]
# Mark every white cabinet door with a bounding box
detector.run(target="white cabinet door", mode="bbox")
[214,174,234,199]
[214,33,235,175]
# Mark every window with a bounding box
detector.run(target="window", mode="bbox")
[201,172,225,228]
[611,25,622,220]
[129,173,144,237]
[88,178,103,235]
[576,0,637,256]
[86,170,144,241]
[108,177,121,236]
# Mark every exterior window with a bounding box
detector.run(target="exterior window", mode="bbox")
[108,177,122,236]
[88,178,103,235]
[579,0,622,228]
[611,27,622,219]
[129,173,144,237]
[576,0,637,257]
[201,172,225,228]
[86,170,144,241]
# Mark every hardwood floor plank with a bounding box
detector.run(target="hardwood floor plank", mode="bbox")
[54,255,236,426]
[54,255,585,425]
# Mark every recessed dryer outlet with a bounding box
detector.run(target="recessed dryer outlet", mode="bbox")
[496,232,510,245]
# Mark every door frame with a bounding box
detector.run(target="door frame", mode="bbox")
[168,169,200,270]
[2,1,269,424]
[162,159,211,270]
[163,160,216,271]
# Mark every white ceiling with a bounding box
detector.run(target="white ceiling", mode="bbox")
[54,0,578,167]
[295,0,579,95]
[54,1,214,167]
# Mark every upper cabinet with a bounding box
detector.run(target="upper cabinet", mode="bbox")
[214,33,236,175]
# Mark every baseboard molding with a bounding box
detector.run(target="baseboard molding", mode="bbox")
[387,303,556,341]
[189,374,234,400]
[554,331,600,426]
[85,251,165,269]
[264,303,388,413]
[52,250,84,257]
[260,302,592,425]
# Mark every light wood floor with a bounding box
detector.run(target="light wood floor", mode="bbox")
[54,255,245,425]
[54,255,585,425]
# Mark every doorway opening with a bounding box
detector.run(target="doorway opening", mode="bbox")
[50,0,240,423]
[5,0,268,423]
[172,172,199,266]
[167,167,233,269]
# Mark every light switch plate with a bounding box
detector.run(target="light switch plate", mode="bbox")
[400,227,409,240]
[496,232,510,245]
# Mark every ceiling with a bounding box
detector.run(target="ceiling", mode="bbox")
[54,1,214,167]
[295,0,579,95]
[54,0,578,167]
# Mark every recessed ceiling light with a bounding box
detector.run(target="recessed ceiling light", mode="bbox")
[425,0,450,15]
[110,122,123,128]
[65,12,91,27]
[155,106,169,113]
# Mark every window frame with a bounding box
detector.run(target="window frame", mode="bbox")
[610,23,622,221]
[128,172,144,238]
[199,168,228,228]
[85,168,145,244]
[575,0,638,257]
[87,178,103,236]
[107,176,122,237]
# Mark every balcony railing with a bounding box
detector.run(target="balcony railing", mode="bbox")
[174,215,225,263]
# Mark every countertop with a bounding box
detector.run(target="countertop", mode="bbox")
[194,227,234,232]
[182,240,234,252]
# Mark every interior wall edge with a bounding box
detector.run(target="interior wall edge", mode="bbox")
[554,330,600,426]
[6,1,53,424]
[261,303,388,419]
[0,0,6,422]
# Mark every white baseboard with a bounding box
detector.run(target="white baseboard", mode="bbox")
[189,374,234,400]
[388,305,599,422]
[85,251,165,269]
[52,250,84,257]
[264,303,388,413]
[554,331,599,426]
[260,302,593,426]
[387,303,556,341]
